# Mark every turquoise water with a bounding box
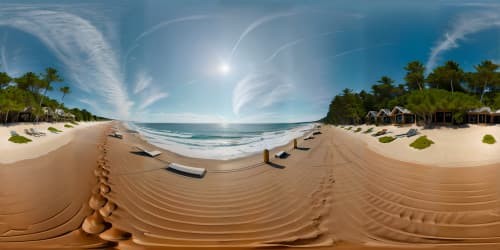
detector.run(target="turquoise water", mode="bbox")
[127,122,314,160]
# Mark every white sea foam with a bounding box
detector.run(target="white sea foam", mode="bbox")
[127,122,314,160]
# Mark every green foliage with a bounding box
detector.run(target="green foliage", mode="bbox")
[354,127,362,133]
[9,135,32,144]
[378,136,396,143]
[482,134,496,144]
[406,89,481,125]
[426,61,465,92]
[410,136,434,149]
[404,61,425,91]
[346,126,352,130]
[70,121,79,125]
[0,67,104,123]
[64,124,73,128]
[48,127,62,133]
[363,127,374,134]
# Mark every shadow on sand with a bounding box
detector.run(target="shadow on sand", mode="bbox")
[267,162,285,169]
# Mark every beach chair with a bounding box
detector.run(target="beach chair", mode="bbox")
[134,145,162,157]
[372,129,387,137]
[167,163,206,177]
[114,132,123,139]
[31,128,46,136]
[274,151,289,159]
[10,131,19,137]
[304,134,314,140]
[406,128,418,137]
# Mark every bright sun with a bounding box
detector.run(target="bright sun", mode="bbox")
[218,63,231,75]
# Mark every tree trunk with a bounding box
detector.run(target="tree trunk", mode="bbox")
[5,110,8,124]
[450,79,454,94]
[480,81,488,103]
[417,80,422,91]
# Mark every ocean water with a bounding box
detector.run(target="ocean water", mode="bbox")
[126,122,315,160]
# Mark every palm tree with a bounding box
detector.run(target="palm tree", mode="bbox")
[59,86,71,103]
[36,68,62,123]
[14,72,41,92]
[404,61,425,91]
[471,60,499,103]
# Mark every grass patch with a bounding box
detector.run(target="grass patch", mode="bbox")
[410,136,434,150]
[378,136,396,143]
[363,127,374,134]
[9,135,32,144]
[346,127,352,130]
[354,128,362,133]
[48,127,62,133]
[340,126,344,128]
[70,121,79,125]
[482,134,496,144]
[64,124,73,128]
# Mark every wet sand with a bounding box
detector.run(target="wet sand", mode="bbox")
[2,122,500,249]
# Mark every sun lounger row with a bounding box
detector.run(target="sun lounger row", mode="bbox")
[167,162,206,177]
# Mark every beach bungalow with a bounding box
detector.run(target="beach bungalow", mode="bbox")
[365,111,377,124]
[18,106,34,122]
[432,111,453,124]
[390,106,415,124]
[42,107,55,122]
[467,107,492,124]
[376,109,392,124]
[492,110,500,124]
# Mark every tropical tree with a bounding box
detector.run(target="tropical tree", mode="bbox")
[426,61,465,93]
[372,76,398,109]
[469,60,499,102]
[0,72,11,89]
[404,61,425,91]
[59,86,71,107]
[14,72,42,92]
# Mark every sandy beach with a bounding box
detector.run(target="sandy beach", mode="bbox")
[2,122,500,249]
[0,122,107,164]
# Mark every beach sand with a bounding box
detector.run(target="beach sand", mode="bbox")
[1,122,500,249]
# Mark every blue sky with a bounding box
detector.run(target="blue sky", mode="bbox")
[0,0,499,123]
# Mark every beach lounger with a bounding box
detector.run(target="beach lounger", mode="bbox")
[24,129,37,137]
[274,151,289,158]
[31,128,46,136]
[134,145,161,157]
[10,131,19,136]
[406,128,418,137]
[167,162,206,177]
[113,132,123,139]
[395,128,418,138]
[313,131,322,135]
[304,134,314,140]
[372,129,387,137]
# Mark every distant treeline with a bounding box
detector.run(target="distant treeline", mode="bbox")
[323,60,500,125]
[0,67,108,123]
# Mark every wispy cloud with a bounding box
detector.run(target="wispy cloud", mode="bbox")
[135,15,210,42]
[232,72,293,115]
[134,112,226,123]
[263,31,337,63]
[0,6,132,118]
[426,11,500,71]
[133,71,152,94]
[229,12,296,62]
[138,91,168,110]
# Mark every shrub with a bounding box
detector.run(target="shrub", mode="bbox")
[363,127,374,134]
[346,127,352,130]
[48,127,62,133]
[410,136,434,149]
[379,136,396,143]
[354,128,362,133]
[9,135,32,143]
[64,124,73,128]
[70,121,79,125]
[482,134,496,144]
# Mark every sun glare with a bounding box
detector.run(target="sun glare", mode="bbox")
[218,62,230,75]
